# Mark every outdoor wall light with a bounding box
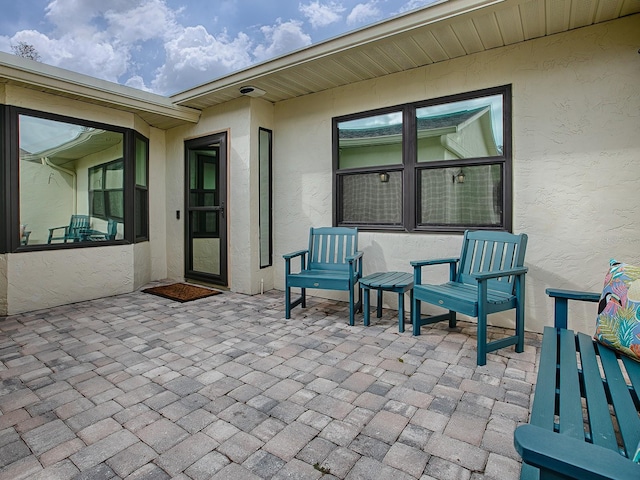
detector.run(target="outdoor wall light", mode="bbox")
[379,172,390,183]
[239,85,266,97]
[453,170,465,184]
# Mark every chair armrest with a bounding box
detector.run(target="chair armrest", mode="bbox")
[48,225,68,233]
[545,288,600,329]
[345,251,364,263]
[283,249,308,260]
[471,266,528,281]
[546,288,600,302]
[514,424,640,480]
[410,257,459,268]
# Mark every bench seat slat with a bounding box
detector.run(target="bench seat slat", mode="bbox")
[558,329,586,439]
[529,326,559,429]
[576,333,618,450]
[597,342,640,456]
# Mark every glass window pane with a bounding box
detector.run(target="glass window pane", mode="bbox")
[203,161,216,190]
[106,191,124,220]
[416,94,503,162]
[91,192,105,217]
[105,160,124,189]
[419,164,503,226]
[89,168,103,190]
[135,137,147,187]
[259,128,272,268]
[19,114,123,245]
[338,112,403,169]
[135,188,148,239]
[340,171,402,224]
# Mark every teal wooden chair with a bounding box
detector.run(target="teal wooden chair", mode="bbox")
[47,214,91,243]
[411,230,528,365]
[284,227,363,326]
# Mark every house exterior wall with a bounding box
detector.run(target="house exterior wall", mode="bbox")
[273,16,640,334]
[0,85,162,315]
[165,96,275,293]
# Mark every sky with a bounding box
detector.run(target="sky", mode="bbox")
[0,0,440,96]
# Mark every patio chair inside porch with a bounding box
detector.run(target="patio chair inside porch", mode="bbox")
[47,214,91,243]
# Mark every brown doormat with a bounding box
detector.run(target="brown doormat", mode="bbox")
[142,283,222,302]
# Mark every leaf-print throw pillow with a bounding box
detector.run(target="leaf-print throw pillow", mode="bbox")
[594,259,640,362]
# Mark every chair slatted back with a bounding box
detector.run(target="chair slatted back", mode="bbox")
[69,215,90,237]
[308,227,358,272]
[458,230,528,294]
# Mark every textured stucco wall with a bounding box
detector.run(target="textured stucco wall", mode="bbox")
[165,98,248,290]
[1,86,153,314]
[164,96,275,294]
[273,16,640,334]
[6,245,134,314]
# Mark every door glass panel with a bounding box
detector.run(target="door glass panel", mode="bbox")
[187,145,223,280]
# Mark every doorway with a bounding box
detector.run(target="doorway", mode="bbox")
[184,133,227,285]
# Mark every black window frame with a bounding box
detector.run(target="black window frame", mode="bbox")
[2,106,147,252]
[134,133,149,242]
[333,85,512,233]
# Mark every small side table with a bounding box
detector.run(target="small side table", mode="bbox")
[360,271,414,332]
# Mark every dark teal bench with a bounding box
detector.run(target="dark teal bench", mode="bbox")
[284,227,363,326]
[514,289,640,480]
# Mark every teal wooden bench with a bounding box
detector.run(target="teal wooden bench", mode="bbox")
[284,227,363,326]
[514,289,640,480]
[411,230,528,365]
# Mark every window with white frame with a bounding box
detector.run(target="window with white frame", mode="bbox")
[333,85,512,233]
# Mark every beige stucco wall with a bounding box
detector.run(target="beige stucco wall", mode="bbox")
[0,85,159,315]
[6,246,134,313]
[165,96,275,294]
[273,16,640,335]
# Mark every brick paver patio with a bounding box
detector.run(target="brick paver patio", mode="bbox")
[0,285,540,479]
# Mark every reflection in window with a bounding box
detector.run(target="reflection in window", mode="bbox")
[334,85,511,232]
[89,159,124,221]
[18,113,124,245]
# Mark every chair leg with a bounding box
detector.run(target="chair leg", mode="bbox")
[349,285,355,326]
[301,288,306,308]
[363,287,370,327]
[412,298,421,336]
[477,312,487,366]
[285,286,291,319]
[515,304,525,353]
[448,311,457,328]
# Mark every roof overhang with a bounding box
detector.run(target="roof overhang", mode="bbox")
[0,52,200,129]
[170,0,640,110]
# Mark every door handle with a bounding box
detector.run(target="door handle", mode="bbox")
[220,200,225,219]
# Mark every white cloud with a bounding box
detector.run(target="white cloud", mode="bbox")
[9,29,129,82]
[253,20,312,62]
[347,2,383,26]
[299,1,345,29]
[103,0,179,43]
[151,25,253,94]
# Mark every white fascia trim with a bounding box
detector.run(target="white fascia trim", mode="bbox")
[0,52,200,124]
